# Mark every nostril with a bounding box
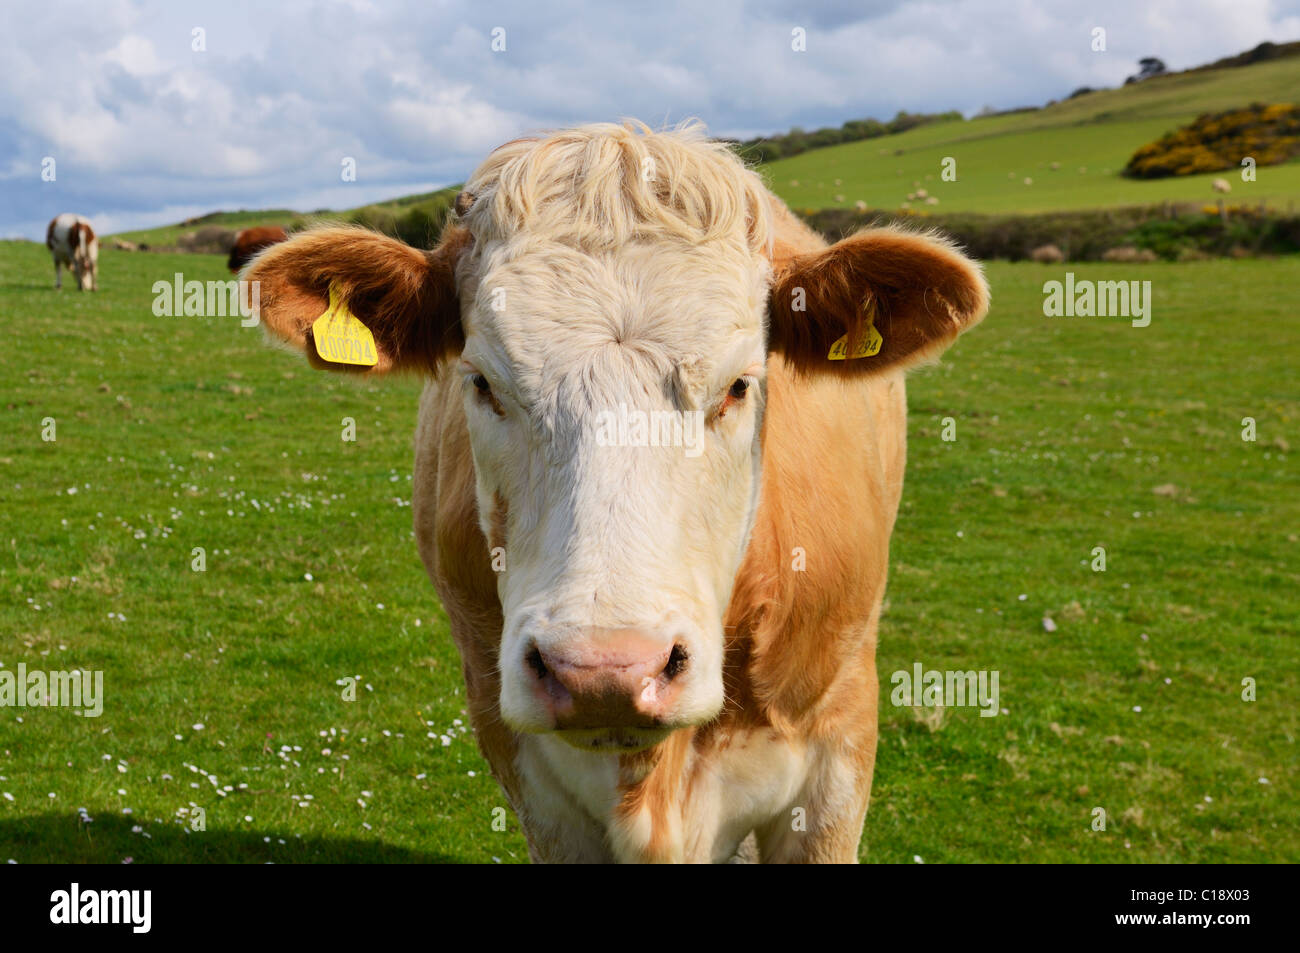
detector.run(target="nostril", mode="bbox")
[525,646,549,680]
[663,644,689,680]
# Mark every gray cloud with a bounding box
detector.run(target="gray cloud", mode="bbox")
[2,0,1298,238]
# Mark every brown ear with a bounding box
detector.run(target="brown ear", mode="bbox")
[243,225,470,374]
[768,227,989,376]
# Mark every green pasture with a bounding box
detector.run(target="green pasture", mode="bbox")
[0,243,1294,862]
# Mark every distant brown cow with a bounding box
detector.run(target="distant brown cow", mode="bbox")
[227,226,288,272]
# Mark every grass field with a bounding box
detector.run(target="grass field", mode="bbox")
[760,56,1300,214]
[0,243,1295,862]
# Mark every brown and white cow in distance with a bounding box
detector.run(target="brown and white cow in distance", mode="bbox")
[46,213,98,291]
[246,122,988,863]
[227,225,289,273]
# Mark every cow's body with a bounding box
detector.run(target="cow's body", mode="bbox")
[46,213,98,291]
[246,122,987,863]
[227,226,288,272]
[414,202,903,862]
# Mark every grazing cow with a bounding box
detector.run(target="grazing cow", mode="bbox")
[227,225,288,273]
[246,122,988,863]
[46,213,98,291]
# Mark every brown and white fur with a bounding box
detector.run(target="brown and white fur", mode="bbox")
[47,213,99,291]
[245,121,989,863]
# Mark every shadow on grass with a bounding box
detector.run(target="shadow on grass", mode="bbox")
[0,815,462,864]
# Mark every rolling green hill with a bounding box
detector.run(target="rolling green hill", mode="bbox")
[759,55,1300,214]
[113,209,301,247]
[111,188,462,247]
[108,48,1300,243]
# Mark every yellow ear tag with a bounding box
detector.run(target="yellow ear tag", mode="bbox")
[311,284,378,367]
[828,299,883,360]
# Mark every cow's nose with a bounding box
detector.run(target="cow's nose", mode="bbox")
[526,629,689,729]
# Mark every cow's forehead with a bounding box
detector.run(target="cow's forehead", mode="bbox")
[459,123,774,264]
[452,122,777,406]
[462,237,768,402]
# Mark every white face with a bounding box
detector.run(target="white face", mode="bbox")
[457,236,772,751]
[72,244,95,290]
[74,258,93,290]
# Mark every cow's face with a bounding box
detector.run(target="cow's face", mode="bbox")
[456,235,770,749]
[67,224,95,290]
[72,252,94,291]
[246,123,988,753]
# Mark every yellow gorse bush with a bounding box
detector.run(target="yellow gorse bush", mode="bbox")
[1125,102,1300,178]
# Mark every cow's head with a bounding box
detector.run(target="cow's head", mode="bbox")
[68,223,96,291]
[247,122,988,752]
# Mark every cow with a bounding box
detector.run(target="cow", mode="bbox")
[245,121,989,863]
[227,225,288,273]
[46,213,98,291]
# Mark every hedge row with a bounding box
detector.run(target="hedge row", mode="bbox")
[733,111,964,164]
[799,203,1300,261]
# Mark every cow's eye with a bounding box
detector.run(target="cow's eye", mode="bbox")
[468,371,506,417]
[716,377,753,421]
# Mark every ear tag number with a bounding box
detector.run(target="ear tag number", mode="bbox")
[828,297,883,360]
[311,283,378,366]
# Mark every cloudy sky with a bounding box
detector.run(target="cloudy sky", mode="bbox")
[2,0,1298,239]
